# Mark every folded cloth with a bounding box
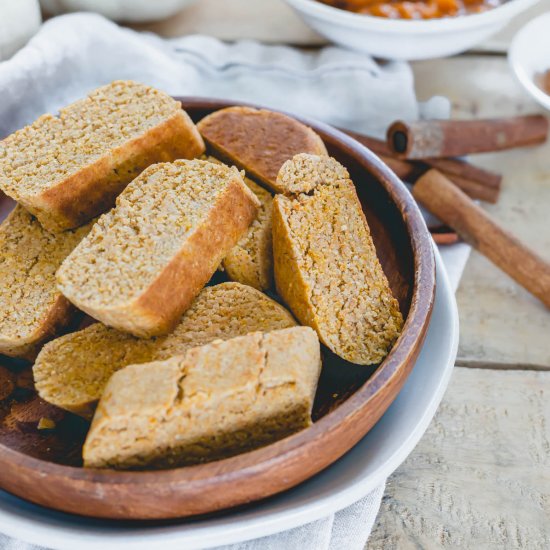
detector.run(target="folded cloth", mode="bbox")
[0,12,470,550]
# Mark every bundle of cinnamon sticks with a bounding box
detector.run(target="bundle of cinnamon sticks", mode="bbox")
[344,114,550,309]
[343,114,548,243]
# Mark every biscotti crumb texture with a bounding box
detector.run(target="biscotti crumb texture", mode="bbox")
[83,326,321,469]
[277,153,350,194]
[0,206,92,359]
[0,80,205,232]
[273,154,403,365]
[56,159,260,337]
[205,156,274,291]
[197,106,328,193]
[34,282,297,418]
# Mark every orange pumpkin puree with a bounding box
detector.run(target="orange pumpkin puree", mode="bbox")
[317,0,502,19]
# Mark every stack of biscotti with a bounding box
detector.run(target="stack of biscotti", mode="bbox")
[83,327,321,469]
[273,154,403,365]
[0,94,406,472]
[197,109,403,365]
[0,80,209,354]
[34,282,297,418]
[0,81,205,232]
[57,159,260,337]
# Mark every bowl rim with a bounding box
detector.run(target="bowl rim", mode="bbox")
[0,97,436,519]
[284,0,541,33]
[508,12,550,112]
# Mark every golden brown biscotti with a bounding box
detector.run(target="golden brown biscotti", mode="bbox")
[272,154,403,365]
[205,156,274,290]
[0,81,205,232]
[34,282,297,418]
[83,327,321,469]
[56,160,260,337]
[0,206,92,359]
[222,176,273,290]
[197,106,328,193]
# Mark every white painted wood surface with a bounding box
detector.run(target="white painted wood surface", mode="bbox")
[368,367,550,549]
[369,55,550,548]
[413,56,550,367]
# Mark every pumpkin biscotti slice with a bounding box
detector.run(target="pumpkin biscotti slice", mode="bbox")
[0,206,93,359]
[0,81,205,232]
[206,156,274,290]
[83,326,321,469]
[57,159,260,337]
[197,106,328,193]
[273,154,403,365]
[34,282,297,418]
[222,176,273,290]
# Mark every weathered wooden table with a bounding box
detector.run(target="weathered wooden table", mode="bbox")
[142,3,550,546]
[370,53,550,550]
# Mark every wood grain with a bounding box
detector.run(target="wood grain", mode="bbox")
[413,169,550,309]
[0,99,435,519]
[368,367,550,549]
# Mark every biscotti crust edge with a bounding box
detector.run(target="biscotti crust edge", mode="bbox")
[0,294,77,360]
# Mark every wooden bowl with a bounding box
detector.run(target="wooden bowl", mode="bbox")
[0,98,435,520]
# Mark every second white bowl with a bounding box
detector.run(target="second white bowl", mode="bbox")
[509,12,550,111]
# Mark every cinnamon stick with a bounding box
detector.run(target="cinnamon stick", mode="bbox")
[378,155,420,181]
[387,115,549,159]
[413,169,550,308]
[435,172,500,204]
[424,157,501,190]
[342,129,501,203]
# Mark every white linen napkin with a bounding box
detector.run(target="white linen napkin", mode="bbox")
[0,13,470,550]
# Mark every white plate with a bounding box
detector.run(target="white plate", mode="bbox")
[509,12,550,111]
[0,248,458,550]
[283,0,541,60]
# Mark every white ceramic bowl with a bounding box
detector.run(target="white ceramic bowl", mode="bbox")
[283,0,541,60]
[509,12,550,111]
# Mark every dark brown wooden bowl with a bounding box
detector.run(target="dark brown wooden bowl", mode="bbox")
[0,98,435,520]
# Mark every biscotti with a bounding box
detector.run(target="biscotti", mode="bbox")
[222,176,273,290]
[57,159,260,337]
[0,206,92,359]
[34,282,297,418]
[205,156,274,290]
[272,154,403,365]
[83,327,321,469]
[197,106,328,193]
[0,81,205,232]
